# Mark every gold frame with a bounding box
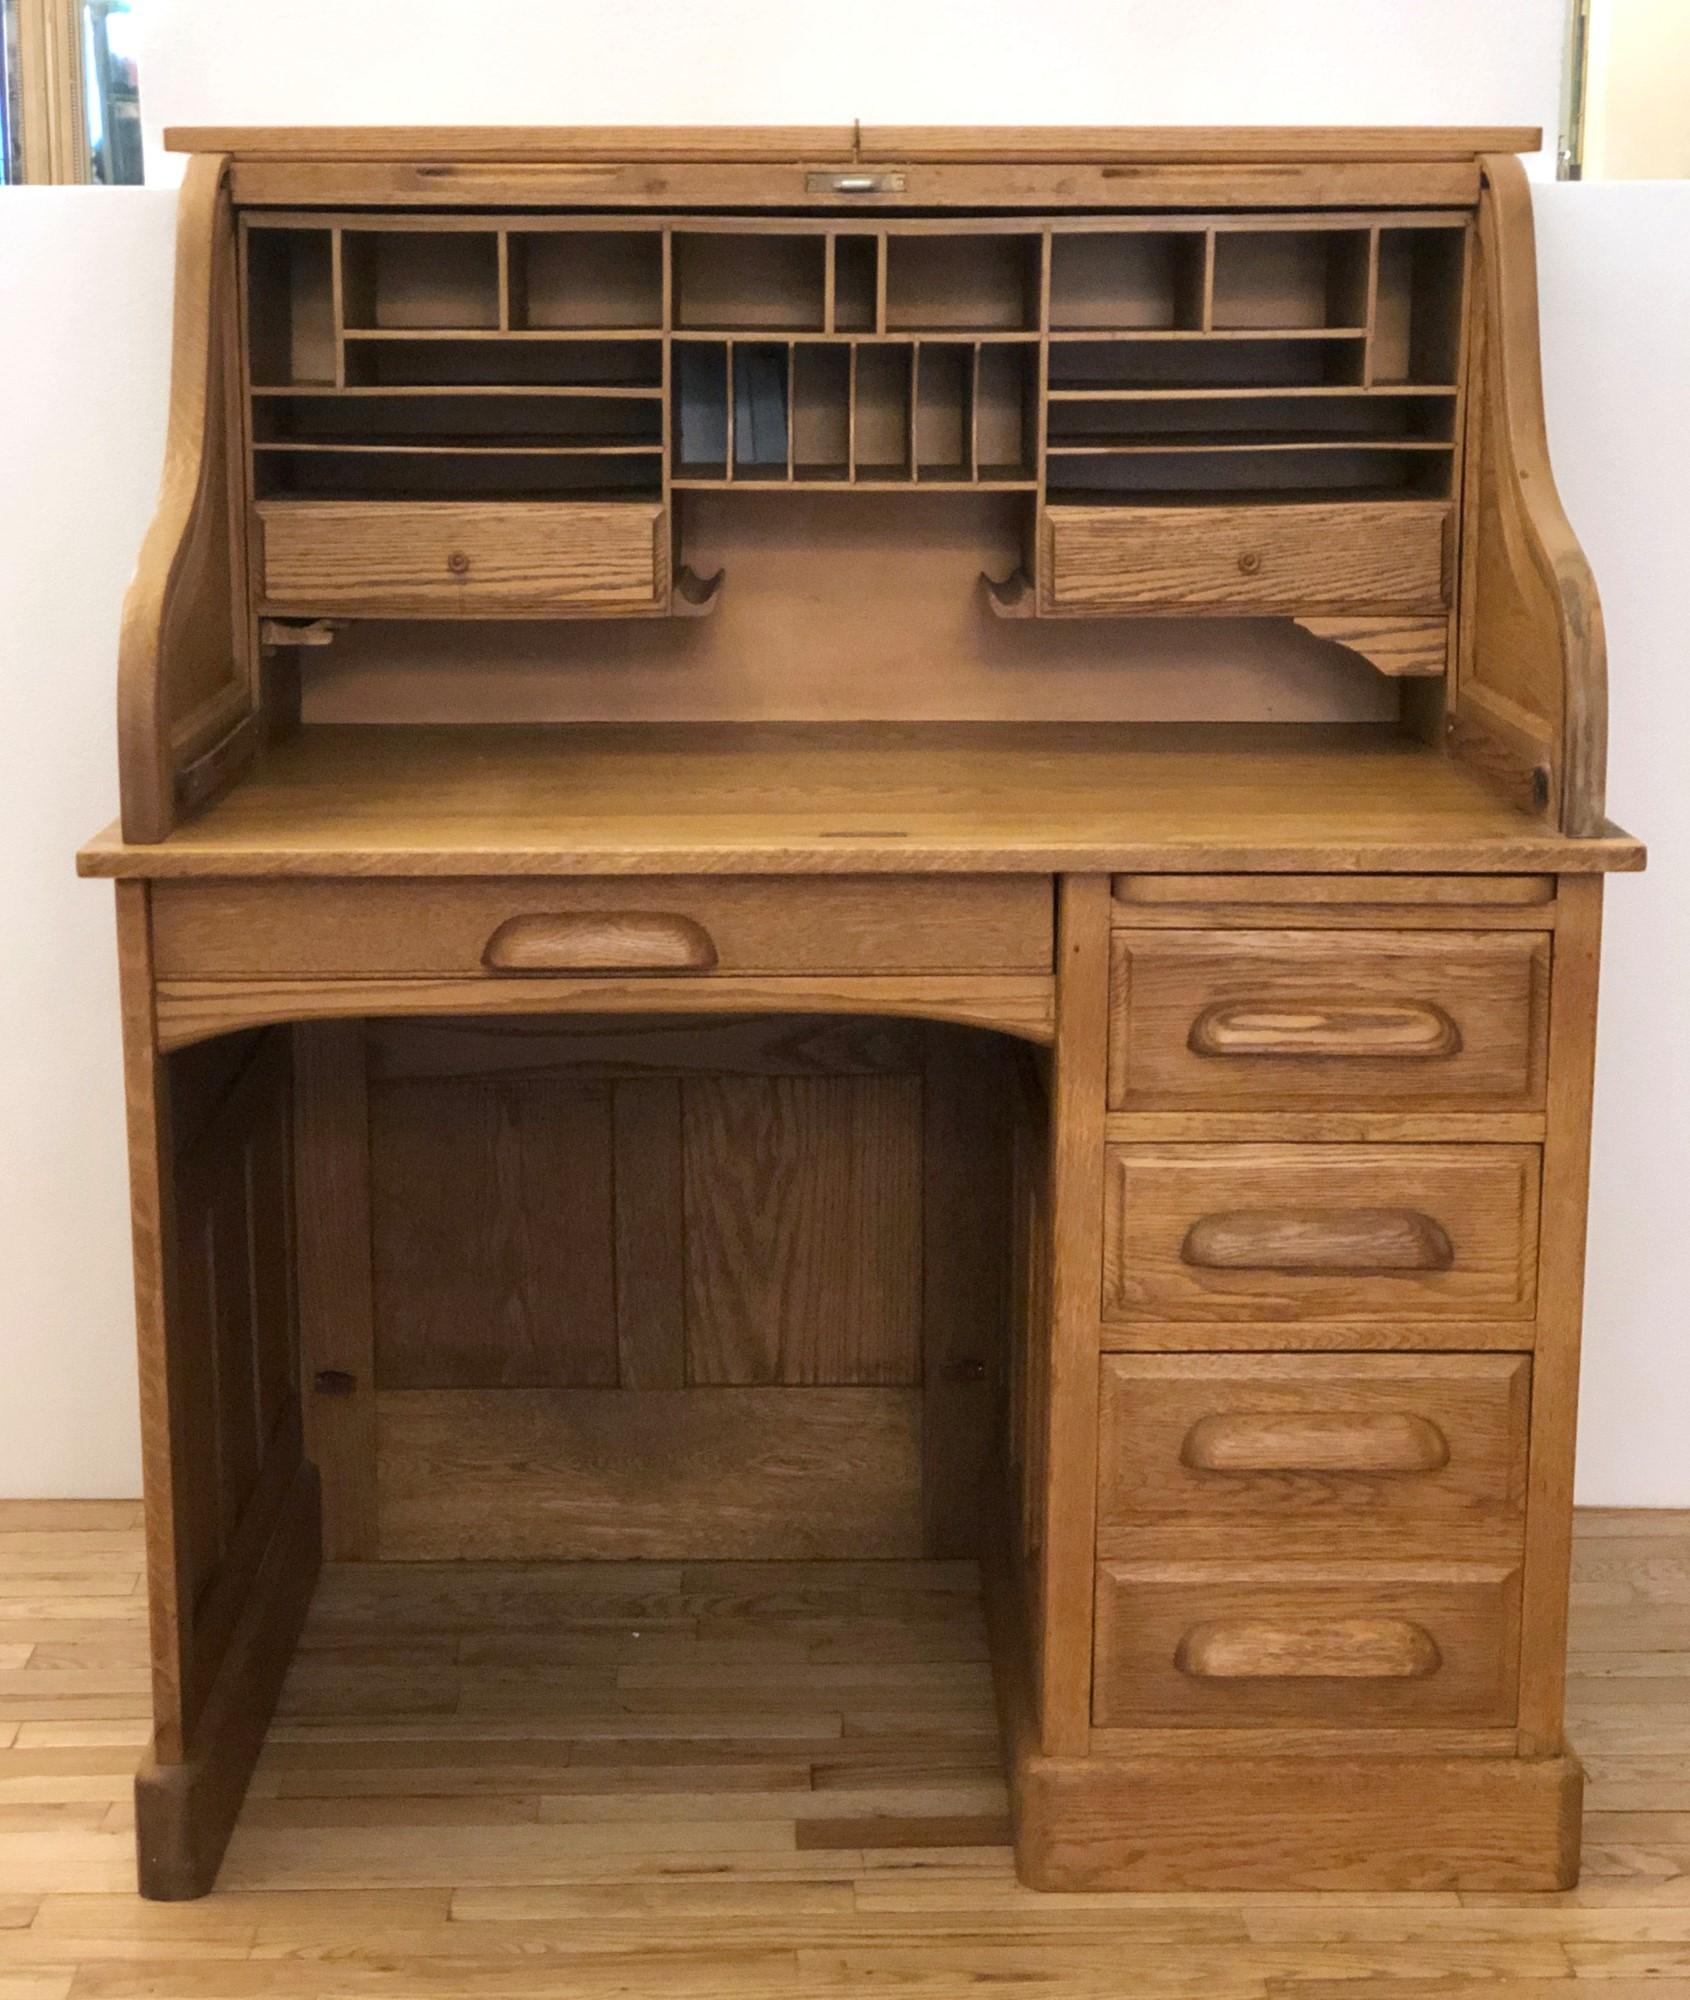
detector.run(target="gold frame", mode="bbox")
[13,0,89,182]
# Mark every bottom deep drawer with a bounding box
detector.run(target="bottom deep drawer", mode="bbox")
[1093,1561,1522,1728]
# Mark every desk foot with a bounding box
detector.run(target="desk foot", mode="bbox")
[1009,1742,1582,1893]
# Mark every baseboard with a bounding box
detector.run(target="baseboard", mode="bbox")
[1014,1742,1583,1892]
[134,1459,322,1899]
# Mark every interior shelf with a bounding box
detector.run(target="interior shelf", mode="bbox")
[241,211,1469,518]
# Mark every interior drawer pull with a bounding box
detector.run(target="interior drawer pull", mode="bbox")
[1181,1207,1454,1276]
[1176,1616,1443,1682]
[481,912,719,975]
[1187,999,1462,1060]
[1180,1411,1451,1476]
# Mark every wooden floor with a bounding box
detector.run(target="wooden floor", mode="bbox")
[1,1505,1687,1996]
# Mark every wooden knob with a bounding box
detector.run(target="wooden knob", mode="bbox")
[447,550,471,576]
[1237,551,1263,575]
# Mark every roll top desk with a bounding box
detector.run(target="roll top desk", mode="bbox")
[79,124,1642,1899]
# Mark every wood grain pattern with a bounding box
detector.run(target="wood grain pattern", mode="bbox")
[259,501,667,615]
[1092,1561,1522,1726]
[611,1079,686,1390]
[1459,158,1608,836]
[1293,615,1447,677]
[167,123,1540,162]
[292,1022,379,1559]
[78,724,1646,882]
[117,156,250,843]
[680,1076,922,1387]
[368,1077,618,1389]
[1042,504,1450,616]
[1109,927,1549,1111]
[151,971,1057,1055]
[374,1389,925,1558]
[151,874,1054,978]
[1096,1354,1530,1561]
[1103,1142,1541,1323]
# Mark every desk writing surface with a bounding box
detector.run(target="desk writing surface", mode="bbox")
[79,723,1642,880]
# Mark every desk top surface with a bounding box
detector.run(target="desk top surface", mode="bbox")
[79,724,1644,881]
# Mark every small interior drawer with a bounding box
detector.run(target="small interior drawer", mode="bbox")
[1109,928,1550,1112]
[1102,1142,1540,1324]
[1093,1560,1522,1727]
[258,499,667,613]
[151,875,1055,980]
[1097,1354,1531,1562]
[1041,501,1450,614]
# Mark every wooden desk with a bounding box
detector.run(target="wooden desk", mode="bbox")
[83,124,1639,1900]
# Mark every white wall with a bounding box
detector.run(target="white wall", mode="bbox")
[133,0,1563,183]
[0,190,177,1496]
[1538,186,1690,1506]
[6,1,1683,1502]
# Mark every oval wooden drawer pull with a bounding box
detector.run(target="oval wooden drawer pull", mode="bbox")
[1176,1616,1443,1682]
[1180,1410,1451,1476]
[481,912,720,975]
[1180,1207,1454,1275]
[1187,999,1462,1060]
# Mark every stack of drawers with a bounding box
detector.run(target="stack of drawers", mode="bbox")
[1094,874,1553,1736]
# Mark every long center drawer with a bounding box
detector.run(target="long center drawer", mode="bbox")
[150,875,1056,979]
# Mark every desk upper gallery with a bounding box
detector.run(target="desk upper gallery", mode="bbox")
[76,122,1643,1899]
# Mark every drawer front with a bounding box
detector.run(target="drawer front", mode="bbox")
[259,501,666,612]
[1108,929,1550,1112]
[1042,502,1450,615]
[1102,1143,1540,1323]
[151,876,1055,980]
[1097,1355,1530,1561]
[1093,1561,1522,1727]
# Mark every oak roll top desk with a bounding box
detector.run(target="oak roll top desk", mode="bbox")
[78,124,1642,1900]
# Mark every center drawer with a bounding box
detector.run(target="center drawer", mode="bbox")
[150,875,1055,980]
[1108,928,1550,1112]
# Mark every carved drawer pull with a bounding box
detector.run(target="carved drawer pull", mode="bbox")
[1180,1410,1451,1476]
[1187,999,1462,1060]
[1176,1616,1443,1682]
[1181,1207,1455,1275]
[1176,1616,1440,1680]
[481,912,720,976]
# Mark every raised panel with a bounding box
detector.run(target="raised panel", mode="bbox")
[368,1077,618,1388]
[375,1387,924,1559]
[1108,929,1549,1111]
[1102,1143,1540,1322]
[1093,1561,1522,1726]
[681,1075,923,1386]
[1097,1354,1531,1560]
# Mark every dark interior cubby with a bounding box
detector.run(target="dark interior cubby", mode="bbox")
[245,228,336,387]
[1210,229,1372,332]
[832,236,879,333]
[852,344,914,479]
[339,231,501,331]
[1048,334,1367,393]
[1372,227,1467,384]
[675,341,729,477]
[508,231,664,331]
[792,345,851,480]
[341,337,664,390]
[914,345,971,479]
[252,392,663,451]
[1045,390,1455,451]
[732,343,792,478]
[675,234,826,331]
[1048,232,1207,332]
[1046,445,1453,505]
[253,449,661,502]
[975,345,1037,480]
[885,235,1039,332]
